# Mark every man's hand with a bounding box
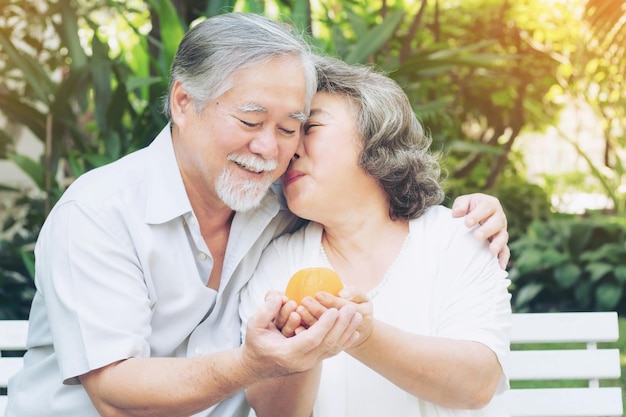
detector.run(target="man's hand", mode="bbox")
[243,292,362,379]
[274,289,373,350]
[452,193,510,269]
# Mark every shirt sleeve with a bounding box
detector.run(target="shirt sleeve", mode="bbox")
[35,200,152,384]
[429,213,512,393]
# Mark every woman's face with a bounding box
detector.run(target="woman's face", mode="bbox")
[280,92,379,223]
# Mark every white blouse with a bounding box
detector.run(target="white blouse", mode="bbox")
[240,205,512,417]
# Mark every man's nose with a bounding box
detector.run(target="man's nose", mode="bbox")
[249,129,279,160]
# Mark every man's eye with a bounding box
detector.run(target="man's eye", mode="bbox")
[280,128,297,135]
[240,119,259,128]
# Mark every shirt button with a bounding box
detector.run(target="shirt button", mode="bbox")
[198,252,208,261]
[195,347,203,355]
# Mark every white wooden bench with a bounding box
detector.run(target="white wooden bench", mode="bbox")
[504,312,623,417]
[0,320,28,417]
[1,313,623,416]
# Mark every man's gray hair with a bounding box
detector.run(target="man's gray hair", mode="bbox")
[163,13,317,119]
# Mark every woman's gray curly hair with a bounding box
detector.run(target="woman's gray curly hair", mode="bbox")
[314,55,444,220]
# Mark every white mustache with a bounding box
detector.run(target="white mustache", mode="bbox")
[228,154,278,173]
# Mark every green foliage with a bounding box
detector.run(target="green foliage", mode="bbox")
[443,171,552,241]
[0,194,42,319]
[1,0,625,320]
[509,215,626,313]
[0,0,175,319]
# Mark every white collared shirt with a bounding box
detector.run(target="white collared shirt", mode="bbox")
[6,125,301,417]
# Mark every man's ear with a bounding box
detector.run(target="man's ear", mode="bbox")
[170,80,192,125]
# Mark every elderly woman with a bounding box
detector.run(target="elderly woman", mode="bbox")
[240,54,512,417]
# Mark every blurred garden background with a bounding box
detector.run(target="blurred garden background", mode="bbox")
[0,0,625,406]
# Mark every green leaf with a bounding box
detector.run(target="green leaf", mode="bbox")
[595,282,622,310]
[0,34,53,105]
[290,0,311,31]
[514,249,544,274]
[554,263,581,288]
[567,223,594,255]
[513,283,543,310]
[615,265,626,283]
[586,262,614,282]
[541,249,569,268]
[67,151,87,177]
[84,153,115,169]
[0,93,47,141]
[19,251,35,281]
[205,0,237,17]
[106,84,129,134]
[345,8,370,39]
[57,0,88,69]
[241,0,264,14]
[146,0,186,75]
[90,34,113,133]
[580,243,626,263]
[344,9,404,64]
[53,65,91,116]
[126,76,163,92]
[7,154,45,190]
[0,184,20,192]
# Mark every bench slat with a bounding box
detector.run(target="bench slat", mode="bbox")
[0,357,23,387]
[509,349,621,380]
[511,312,619,344]
[0,321,29,351]
[503,387,623,417]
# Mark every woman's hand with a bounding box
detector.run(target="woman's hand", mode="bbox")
[274,296,306,337]
[288,289,374,349]
[452,193,510,269]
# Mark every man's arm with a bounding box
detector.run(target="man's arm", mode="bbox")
[80,294,361,417]
[452,193,510,268]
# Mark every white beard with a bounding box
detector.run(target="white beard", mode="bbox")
[216,154,278,212]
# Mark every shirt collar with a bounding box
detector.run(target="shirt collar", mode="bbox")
[144,124,192,224]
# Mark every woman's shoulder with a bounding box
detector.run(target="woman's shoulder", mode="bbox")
[410,205,466,232]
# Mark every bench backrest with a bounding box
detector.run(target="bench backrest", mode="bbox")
[504,312,623,417]
[1,314,623,417]
[0,320,28,417]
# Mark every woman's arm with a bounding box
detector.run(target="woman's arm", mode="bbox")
[346,320,502,409]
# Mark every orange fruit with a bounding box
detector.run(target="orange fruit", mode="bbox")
[284,267,344,305]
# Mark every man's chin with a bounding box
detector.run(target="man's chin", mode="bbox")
[218,186,271,212]
[216,170,275,212]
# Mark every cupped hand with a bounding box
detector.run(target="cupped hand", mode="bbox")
[293,288,374,349]
[243,292,362,379]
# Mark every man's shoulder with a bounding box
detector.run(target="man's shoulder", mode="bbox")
[58,126,172,211]
[59,148,151,209]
